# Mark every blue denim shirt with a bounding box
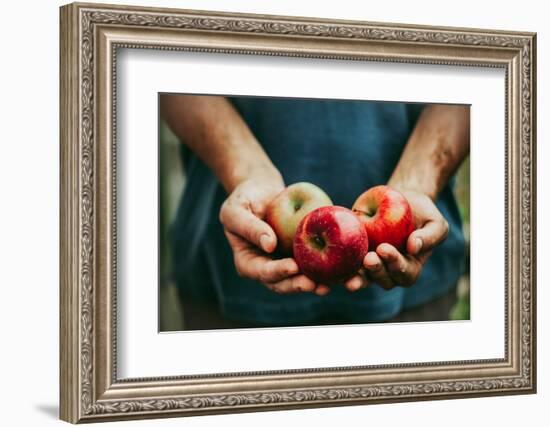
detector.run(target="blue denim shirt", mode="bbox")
[170,97,466,325]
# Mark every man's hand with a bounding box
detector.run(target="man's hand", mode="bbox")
[345,104,468,292]
[220,177,330,296]
[345,190,449,291]
[161,95,331,295]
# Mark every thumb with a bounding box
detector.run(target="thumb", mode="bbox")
[407,219,449,255]
[220,203,277,253]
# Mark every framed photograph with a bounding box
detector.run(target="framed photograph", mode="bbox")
[60,2,537,423]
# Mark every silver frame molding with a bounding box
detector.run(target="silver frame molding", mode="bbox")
[60,2,537,423]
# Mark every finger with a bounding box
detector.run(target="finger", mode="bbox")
[225,231,299,282]
[345,274,368,292]
[315,284,331,296]
[220,202,277,253]
[237,255,297,283]
[259,258,300,283]
[407,218,449,255]
[376,243,419,287]
[363,251,395,290]
[266,275,316,294]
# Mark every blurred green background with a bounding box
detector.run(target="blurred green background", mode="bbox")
[158,120,470,331]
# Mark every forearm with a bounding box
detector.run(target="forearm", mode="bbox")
[389,105,470,200]
[160,95,282,193]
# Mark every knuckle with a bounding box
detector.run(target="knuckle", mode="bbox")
[295,277,309,291]
[398,263,407,275]
[258,269,269,284]
[442,219,450,237]
[234,257,247,279]
[270,285,283,294]
[285,285,298,294]
[219,201,230,225]
[285,262,298,277]
[235,264,244,278]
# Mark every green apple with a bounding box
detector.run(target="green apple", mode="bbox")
[265,182,333,255]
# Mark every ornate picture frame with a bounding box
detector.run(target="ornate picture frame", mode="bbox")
[60,2,536,423]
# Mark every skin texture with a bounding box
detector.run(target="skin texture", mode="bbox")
[293,207,369,284]
[352,185,415,252]
[160,95,328,295]
[265,182,333,255]
[344,105,470,292]
[161,96,469,295]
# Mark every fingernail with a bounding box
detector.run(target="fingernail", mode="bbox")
[365,252,377,264]
[260,234,271,252]
[366,262,379,271]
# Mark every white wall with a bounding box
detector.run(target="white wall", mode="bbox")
[0,0,546,425]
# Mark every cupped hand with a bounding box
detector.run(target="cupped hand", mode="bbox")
[345,190,449,292]
[220,177,330,296]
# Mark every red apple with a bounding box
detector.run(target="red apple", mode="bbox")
[352,185,415,252]
[265,182,333,255]
[293,206,369,284]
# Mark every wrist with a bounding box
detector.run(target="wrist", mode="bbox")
[388,173,438,201]
[226,162,284,194]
